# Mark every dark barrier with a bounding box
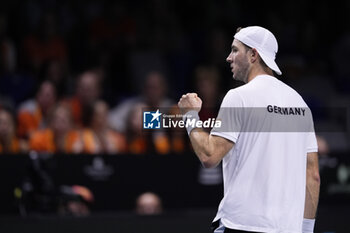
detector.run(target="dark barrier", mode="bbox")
[0,206,350,233]
[0,210,217,233]
[0,152,349,232]
[1,152,350,213]
[0,153,223,214]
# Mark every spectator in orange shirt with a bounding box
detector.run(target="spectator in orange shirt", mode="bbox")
[63,70,101,128]
[0,107,27,153]
[81,100,127,154]
[17,80,57,139]
[29,104,83,154]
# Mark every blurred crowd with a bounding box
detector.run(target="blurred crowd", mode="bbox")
[0,0,349,155]
[0,69,192,154]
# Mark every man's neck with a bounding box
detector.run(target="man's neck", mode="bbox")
[247,67,273,83]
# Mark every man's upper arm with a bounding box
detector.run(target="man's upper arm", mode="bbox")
[307,152,319,170]
[306,152,320,182]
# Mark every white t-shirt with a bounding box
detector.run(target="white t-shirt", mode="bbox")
[211,75,318,233]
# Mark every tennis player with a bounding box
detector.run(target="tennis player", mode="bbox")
[178,26,320,233]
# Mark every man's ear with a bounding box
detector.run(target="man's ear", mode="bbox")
[250,48,259,63]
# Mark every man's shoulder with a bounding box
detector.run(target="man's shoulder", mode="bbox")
[220,88,245,107]
[225,82,254,98]
[224,88,243,98]
[276,80,308,106]
[256,75,307,104]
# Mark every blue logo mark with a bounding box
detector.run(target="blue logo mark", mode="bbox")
[143,109,162,129]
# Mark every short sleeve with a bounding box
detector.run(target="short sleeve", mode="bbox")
[307,131,318,153]
[305,108,318,153]
[210,90,243,143]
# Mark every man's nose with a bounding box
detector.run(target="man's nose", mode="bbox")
[226,54,232,63]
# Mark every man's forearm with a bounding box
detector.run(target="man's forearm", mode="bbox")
[178,93,233,168]
[188,128,234,168]
[304,168,320,219]
[189,128,214,167]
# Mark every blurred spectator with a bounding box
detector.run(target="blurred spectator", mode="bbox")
[143,71,172,108]
[0,14,36,107]
[29,104,83,154]
[16,152,94,215]
[0,107,27,153]
[193,66,222,131]
[194,66,222,108]
[0,14,16,74]
[16,152,57,215]
[63,70,102,128]
[81,100,127,154]
[135,192,163,215]
[0,0,346,157]
[0,95,14,112]
[58,185,94,217]
[21,12,68,73]
[166,104,189,154]
[126,103,170,154]
[38,59,71,98]
[316,135,330,156]
[17,80,57,139]
[109,70,173,133]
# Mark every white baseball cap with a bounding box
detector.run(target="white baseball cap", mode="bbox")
[234,26,282,75]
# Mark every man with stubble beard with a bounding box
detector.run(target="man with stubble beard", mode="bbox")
[178,26,320,233]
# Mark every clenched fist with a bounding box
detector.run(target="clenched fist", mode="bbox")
[178,93,202,115]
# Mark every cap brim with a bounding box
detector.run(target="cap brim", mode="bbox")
[259,51,282,75]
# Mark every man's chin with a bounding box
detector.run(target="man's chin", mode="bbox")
[232,75,246,83]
